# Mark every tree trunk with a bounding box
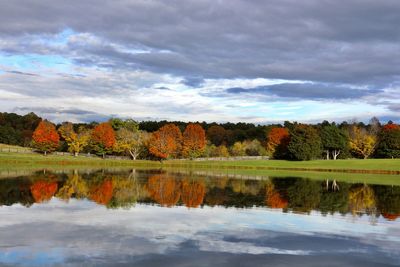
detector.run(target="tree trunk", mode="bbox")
[74,152,78,157]
[332,150,340,160]
[129,150,137,160]
[325,150,330,160]
[44,151,47,156]
[102,153,105,159]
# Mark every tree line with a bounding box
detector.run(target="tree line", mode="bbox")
[1,112,399,160]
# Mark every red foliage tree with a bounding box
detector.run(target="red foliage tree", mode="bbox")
[182,124,206,158]
[266,127,290,158]
[89,179,113,205]
[91,122,116,158]
[146,174,181,207]
[32,120,60,155]
[181,178,206,208]
[148,124,182,159]
[30,181,58,203]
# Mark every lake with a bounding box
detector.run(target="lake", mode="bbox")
[0,168,399,266]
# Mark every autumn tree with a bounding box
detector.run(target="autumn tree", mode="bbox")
[181,178,206,208]
[376,123,400,158]
[32,120,60,155]
[116,128,150,160]
[348,125,377,159]
[148,124,182,159]
[91,122,116,158]
[182,123,206,158]
[207,125,227,146]
[266,127,290,159]
[210,145,230,157]
[59,122,91,156]
[231,141,246,156]
[320,124,348,160]
[146,174,181,207]
[244,139,267,156]
[287,124,321,161]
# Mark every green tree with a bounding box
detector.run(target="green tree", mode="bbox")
[287,124,322,160]
[376,124,400,158]
[320,124,348,160]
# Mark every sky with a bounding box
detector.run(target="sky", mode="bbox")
[0,0,399,124]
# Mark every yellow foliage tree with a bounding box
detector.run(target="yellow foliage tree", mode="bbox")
[349,125,376,159]
[59,122,91,156]
[115,129,150,160]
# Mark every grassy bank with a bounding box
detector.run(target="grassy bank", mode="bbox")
[1,151,400,172]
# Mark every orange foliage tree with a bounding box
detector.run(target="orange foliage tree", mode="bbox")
[146,174,181,207]
[30,181,58,203]
[148,124,182,159]
[89,179,113,205]
[266,127,290,158]
[382,123,400,132]
[32,120,60,155]
[265,182,288,209]
[182,123,206,158]
[91,122,116,158]
[181,178,206,208]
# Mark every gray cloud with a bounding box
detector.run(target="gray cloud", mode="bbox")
[14,107,111,123]
[224,83,382,100]
[0,0,399,86]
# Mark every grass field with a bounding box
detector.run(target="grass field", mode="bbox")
[1,151,400,185]
[1,151,400,172]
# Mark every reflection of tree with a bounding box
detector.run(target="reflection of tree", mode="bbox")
[319,183,350,215]
[382,213,400,221]
[56,172,88,202]
[30,181,58,203]
[108,172,143,209]
[265,182,288,209]
[181,178,205,208]
[0,178,34,207]
[89,179,113,205]
[287,179,321,213]
[348,185,376,215]
[146,175,180,207]
[374,185,400,221]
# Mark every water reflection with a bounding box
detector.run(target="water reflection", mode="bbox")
[0,169,399,221]
[0,169,399,266]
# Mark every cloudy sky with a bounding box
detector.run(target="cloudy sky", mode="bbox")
[0,0,399,123]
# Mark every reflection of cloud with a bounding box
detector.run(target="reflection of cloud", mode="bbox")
[0,199,399,265]
[197,239,311,255]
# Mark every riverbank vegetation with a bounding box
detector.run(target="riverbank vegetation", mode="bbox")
[1,112,400,161]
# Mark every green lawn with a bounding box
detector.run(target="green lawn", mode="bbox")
[171,158,400,172]
[1,151,400,172]
[1,151,400,185]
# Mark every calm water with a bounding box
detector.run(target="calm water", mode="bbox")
[0,169,399,266]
